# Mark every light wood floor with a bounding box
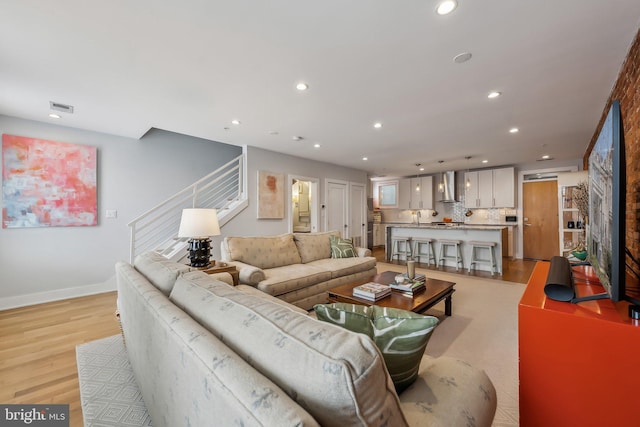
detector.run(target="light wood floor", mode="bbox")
[373,247,537,284]
[0,291,120,427]
[0,257,535,427]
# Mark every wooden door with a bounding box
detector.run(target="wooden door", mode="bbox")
[523,180,559,260]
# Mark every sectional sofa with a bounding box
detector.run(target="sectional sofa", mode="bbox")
[115,251,497,426]
[220,231,377,310]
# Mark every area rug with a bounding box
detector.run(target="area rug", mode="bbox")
[377,262,523,427]
[76,335,152,426]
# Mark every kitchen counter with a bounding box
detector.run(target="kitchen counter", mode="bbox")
[386,224,509,273]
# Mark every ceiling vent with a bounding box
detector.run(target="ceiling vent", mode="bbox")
[49,101,74,114]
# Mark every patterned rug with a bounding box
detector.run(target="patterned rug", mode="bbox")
[76,335,152,426]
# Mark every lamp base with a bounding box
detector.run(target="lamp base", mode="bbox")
[186,238,212,268]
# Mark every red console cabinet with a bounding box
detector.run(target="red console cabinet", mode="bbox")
[519,261,640,427]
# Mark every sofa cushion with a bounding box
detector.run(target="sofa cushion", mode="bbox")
[306,256,377,279]
[236,284,309,315]
[314,303,439,393]
[170,272,408,427]
[257,264,332,296]
[293,231,340,263]
[224,234,301,269]
[133,251,192,295]
[329,235,357,258]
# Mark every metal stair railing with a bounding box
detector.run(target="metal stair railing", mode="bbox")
[128,152,247,263]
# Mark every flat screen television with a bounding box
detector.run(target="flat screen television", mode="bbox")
[582,100,640,306]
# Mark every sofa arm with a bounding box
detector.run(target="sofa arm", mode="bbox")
[226,261,266,285]
[355,247,372,257]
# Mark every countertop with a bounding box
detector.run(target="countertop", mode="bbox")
[380,222,513,230]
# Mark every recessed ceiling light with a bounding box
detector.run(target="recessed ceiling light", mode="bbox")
[542,155,550,159]
[296,82,308,91]
[362,157,368,161]
[509,127,519,133]
[453,52,473,63]
[488,91,501,99]
[373,122,383,129]
[231,119,241,125]
[313,143,321,148]
[482,159,489,164]
[48,113,61,119]
[436,0,457,15]
[419,167,425,171]
[292,136,303,141]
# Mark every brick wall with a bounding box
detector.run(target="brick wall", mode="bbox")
[584,27,640,277]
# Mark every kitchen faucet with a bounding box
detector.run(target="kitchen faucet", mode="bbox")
[416,210,421,225]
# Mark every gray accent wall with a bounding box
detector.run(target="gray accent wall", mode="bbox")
[0,116,368,309]
[0,115,241,308]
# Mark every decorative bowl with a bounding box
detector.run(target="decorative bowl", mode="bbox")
[443,217,452,223]
[572,250,587,261]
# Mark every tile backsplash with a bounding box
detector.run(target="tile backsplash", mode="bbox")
[379,200,516,224]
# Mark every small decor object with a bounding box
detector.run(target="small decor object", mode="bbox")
[2,134,97,228]
[567,221,575,229]
[407,261,416,280]
[178,208,220,268]
[395,273,406,285]
[257,170,285,219]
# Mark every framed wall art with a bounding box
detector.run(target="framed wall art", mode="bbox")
[257,170,284,219]
[2,134,98,228]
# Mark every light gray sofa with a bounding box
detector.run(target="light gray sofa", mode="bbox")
[221,231,377,310]
[115,252,497,427]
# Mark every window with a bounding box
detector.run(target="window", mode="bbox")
[378,182,398,208]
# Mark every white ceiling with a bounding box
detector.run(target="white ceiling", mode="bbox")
[1,1,639,178]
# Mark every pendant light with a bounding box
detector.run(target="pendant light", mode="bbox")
[465,156,472,189]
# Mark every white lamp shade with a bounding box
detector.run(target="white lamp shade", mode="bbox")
[178,208,220,238]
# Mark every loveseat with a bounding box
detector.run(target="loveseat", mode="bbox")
[115,251,497,427]
[221,231,377,310]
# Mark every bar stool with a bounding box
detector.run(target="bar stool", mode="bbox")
[412,238,436,266]
[438,239,463,271]
[468,241,498,276]
[390,237,412,262]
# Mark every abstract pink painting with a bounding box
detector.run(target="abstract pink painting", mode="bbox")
[2,134,97,228]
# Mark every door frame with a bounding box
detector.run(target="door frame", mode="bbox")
[287,174,319,234]
[516,166,578,259]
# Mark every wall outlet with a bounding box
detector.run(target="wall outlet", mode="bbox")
[105,209,118,219]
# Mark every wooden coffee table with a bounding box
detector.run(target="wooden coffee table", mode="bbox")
[327,271,456,316]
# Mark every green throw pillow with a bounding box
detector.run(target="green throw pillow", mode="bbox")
[329,235,356,258]
[314,303,439,393]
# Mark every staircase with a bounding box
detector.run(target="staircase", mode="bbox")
[128,152,248,263]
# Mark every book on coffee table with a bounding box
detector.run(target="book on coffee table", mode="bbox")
[390,281,425,293]
[352,282,391,301]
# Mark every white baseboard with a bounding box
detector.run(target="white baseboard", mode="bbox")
[0,277,117,311]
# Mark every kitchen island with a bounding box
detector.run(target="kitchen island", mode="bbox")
[386,224,508,274]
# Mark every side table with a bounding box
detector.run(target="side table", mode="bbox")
[201,262,239,286]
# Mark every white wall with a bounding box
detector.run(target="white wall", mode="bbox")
[0,115,241,308]
[217,146,368,258]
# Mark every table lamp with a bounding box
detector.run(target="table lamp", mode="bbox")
[178,208,220,268]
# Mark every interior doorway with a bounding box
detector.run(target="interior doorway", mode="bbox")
[289,175,319,233]
[523,180,559,260]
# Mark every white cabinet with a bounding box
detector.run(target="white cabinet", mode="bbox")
[493,167,515,207]
[409,176,433,210]
[398,179,412,209]
[464,167,515,208]
[373,224,386,247]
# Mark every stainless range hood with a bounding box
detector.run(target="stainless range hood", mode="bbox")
[438,171,457,202]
